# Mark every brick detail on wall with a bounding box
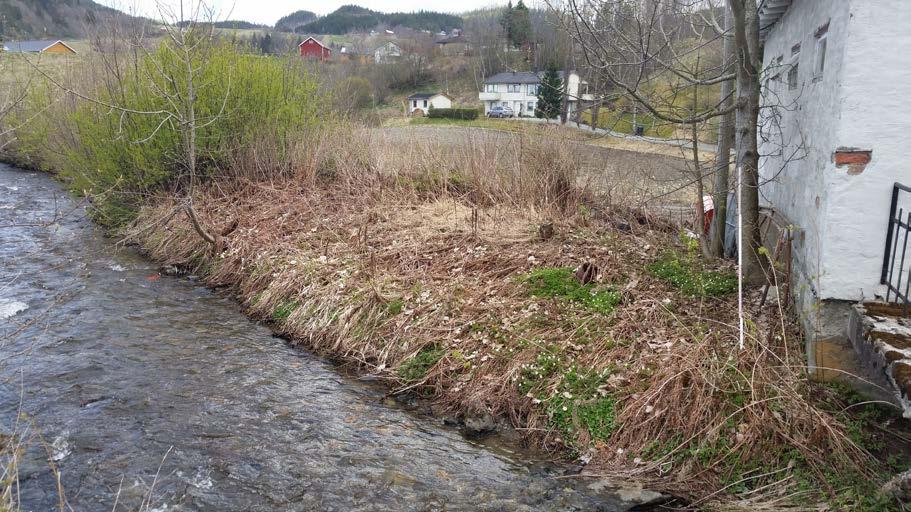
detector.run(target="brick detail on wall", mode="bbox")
[833,148,872,175]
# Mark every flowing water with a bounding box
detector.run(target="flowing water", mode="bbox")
[0,164,639,511]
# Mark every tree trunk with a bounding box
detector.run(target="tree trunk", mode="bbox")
[711,5,735,258]
[560,48,571,124]
[591,101,600,131]
[729,0,764,283]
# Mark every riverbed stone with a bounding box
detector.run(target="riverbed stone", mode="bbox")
[463,413,498,436]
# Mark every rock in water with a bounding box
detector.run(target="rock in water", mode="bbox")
[463,413,498,436]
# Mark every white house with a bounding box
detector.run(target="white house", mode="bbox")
[757,0,911,363]
[374,42,402,64]
[406,92,452,116]
[478,71,592,117]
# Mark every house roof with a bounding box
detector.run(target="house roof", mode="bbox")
[483,71,568,84]
[339,47,369,56]
[2,40,76,53]
[298,36,329,49]
[759,0,793,35]
[434,35,468,45]
[407,92,450,100]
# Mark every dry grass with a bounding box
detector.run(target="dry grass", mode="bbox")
[128,128,887,507]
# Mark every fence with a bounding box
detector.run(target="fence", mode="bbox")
[881,182,911,315]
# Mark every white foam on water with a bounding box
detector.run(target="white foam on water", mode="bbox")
[110,264,127,272]
[51,431,71,462]
[4,186,18,192]
[190,468,214,490]
[0,300,27,319]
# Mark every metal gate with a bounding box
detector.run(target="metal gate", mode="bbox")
[881,182,911,315]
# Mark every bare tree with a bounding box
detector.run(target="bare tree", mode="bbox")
[557,0,768,280]
[21,1,230,247]
[710,5,735,258]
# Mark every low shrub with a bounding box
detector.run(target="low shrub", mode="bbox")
[398,346,446,382]
[427,107,479,120]
[522,267,620,314]
[648,252,737,297]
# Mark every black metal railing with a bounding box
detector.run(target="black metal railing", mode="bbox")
[881,182,911,315]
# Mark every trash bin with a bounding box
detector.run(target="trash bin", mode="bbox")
[634,125,645,136]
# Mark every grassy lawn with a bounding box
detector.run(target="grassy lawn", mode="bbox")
[392,116,716,161]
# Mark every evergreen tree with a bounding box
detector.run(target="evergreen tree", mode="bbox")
[500,0,532,48]
[500,1,513,43]
[510,0,531,47]
[535,66,563,119]
[259,33,273,54]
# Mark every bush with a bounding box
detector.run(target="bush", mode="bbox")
[522,267,620,315]
[648,252,737,297]
[6,40,324,227]
[398,345,445,382]
[427,107,478,120]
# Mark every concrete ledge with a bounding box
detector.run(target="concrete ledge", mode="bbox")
[848,302,911,416]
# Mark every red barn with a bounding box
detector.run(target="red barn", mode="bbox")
[299,37,331,61]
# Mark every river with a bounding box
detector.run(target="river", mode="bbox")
[0,164,646,511]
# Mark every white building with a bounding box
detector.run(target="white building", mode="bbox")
[406,92,452,116]
[758,0,911,353]
[478,71,591,117]
[374,42,402,64]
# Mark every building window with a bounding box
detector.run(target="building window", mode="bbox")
[814,22,829,78]
[788,43,800,91]
[527,101,535,112]
[507,83,521,93]
[413,100,417,108]
[423,100,428,107]
[527,84,538,95]
[485,84,497,92]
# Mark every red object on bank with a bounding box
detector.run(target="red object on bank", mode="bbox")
[700,195,715,234]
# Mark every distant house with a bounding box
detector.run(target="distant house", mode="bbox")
[2,40,77,54]
[406,92,452,116]
[434,35,469,56]
[374,42,402,64]
[337,46,369,64]
[298,37,331,60]
[479,71,591,118]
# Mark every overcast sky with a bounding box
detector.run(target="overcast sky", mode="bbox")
[96,0,509,26]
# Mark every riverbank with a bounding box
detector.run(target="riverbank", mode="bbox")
[125,130,901,508]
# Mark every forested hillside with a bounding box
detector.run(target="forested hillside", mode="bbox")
[291,5,461,35]
[0,0,134,39]
[274,10,317,33]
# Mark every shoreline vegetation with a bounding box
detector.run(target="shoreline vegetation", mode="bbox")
[1,34,908,510]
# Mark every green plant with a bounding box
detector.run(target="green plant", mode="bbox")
[522,267,620,314]
[648,252,737,297]
[545,366,617,444]
[535,65,563,119]
[8,42,323,227]
[272,301,300,321]
[426,107,479,120]
[518,347,563,394]
[386,299,404,316]
[398,345,446,382]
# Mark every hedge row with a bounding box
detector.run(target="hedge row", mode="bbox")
[427,107,479,120]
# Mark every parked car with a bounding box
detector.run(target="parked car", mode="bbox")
[487,106,514,118]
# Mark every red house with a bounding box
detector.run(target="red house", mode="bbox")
[299,37,331,61]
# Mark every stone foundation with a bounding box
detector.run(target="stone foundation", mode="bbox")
[847,302,911,416]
